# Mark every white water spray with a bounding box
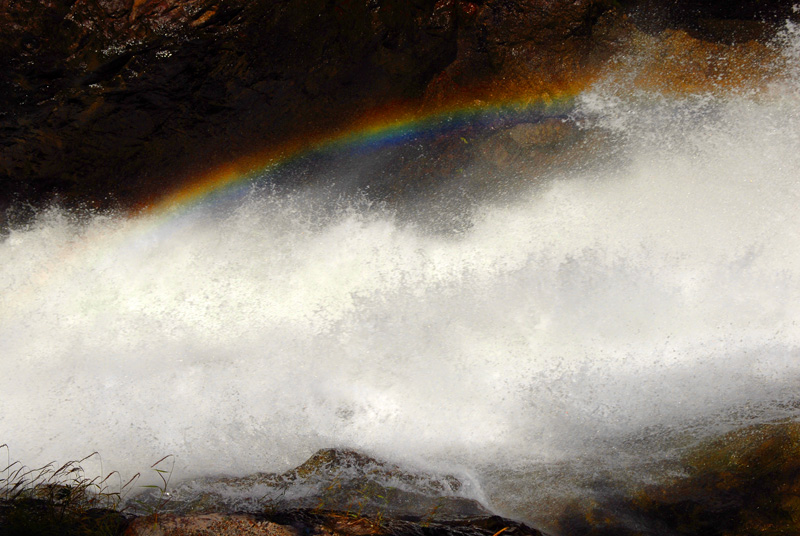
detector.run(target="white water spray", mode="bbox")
[2,28,800,522]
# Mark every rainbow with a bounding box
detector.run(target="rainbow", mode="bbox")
[5,90,584,322]
[145,91,581,217]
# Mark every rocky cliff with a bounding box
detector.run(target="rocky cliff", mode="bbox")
[0,0,794,219]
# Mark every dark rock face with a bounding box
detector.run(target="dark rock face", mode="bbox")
[619,0,798,37]
[0,0,794,218]
[424,0,627,104]
[0,0,461,214]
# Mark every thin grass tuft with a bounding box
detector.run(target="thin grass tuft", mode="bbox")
[0,447,136,536]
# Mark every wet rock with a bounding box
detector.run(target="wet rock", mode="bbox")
[423,0,630,105]
[0,0,793,218]
[477,133,521,171]
[126,450,544,536]
[618,0,798,36]
[126,510,545,536]
[0,0,630,217]
[506,120,578,150]
[135,449,490,520]
[555,422,800,536]
[125,514,297,536]
[605,26,784,95]
[472,117,589,184]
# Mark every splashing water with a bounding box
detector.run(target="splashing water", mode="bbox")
[2,25,800,525]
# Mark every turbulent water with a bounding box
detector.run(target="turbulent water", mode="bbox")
[3,25,800,527]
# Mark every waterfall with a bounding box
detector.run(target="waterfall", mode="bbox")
[2,23,800,527]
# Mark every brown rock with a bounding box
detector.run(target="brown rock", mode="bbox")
[423,0,631,104]
[601,26,783,95]
[478,133,520,171]
[125,514,299,536]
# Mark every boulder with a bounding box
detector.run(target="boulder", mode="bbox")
[134,448,490,520]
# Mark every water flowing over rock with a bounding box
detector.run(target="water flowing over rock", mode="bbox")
[133,449,490,519]
[123,449,538,536]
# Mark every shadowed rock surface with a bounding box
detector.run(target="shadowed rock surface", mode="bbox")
[1,0,795,223]
[555,422,800,536]
[124,511,545,536]
[0,0,617,219]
